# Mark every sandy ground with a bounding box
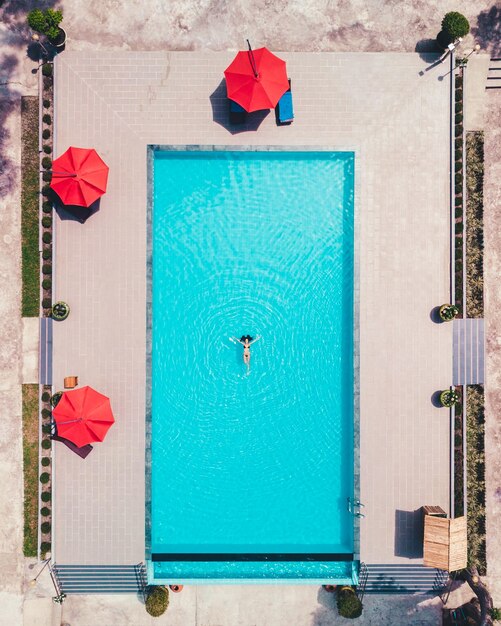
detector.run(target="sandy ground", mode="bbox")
[0,0,500,624]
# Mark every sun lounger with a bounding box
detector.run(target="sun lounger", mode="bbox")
[275,79,294,125]
[229,99,246,124]
[52,434,94,458]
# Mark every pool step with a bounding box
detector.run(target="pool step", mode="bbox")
[486,58,501,89]
[53,563,148,594]
[363,564,448,594]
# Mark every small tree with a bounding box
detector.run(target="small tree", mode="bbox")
[145,586,169,617]
[442,12,470,40]
[337,586,363,619]
[27,9,63,41]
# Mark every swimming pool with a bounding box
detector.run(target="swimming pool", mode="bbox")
[149,149,356,582]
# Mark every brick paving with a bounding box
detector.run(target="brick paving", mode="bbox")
[53,51,452,565]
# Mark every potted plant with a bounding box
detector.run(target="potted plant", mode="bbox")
[439,303,459,322]
[336,586,363,619]
[436,12,470,49]
[145,586,169,617]
[440,388,460,408]
[51,301,70,321]
[27,9,66,48]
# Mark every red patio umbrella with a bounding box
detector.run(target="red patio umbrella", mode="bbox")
[224,41,289,112]
[50,146,109,207]
[52,386,115,448]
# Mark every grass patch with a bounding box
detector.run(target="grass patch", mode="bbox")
[466,384,486,574]
[21,96,40,317]
[22,384,39,557]
[466,132,484,318]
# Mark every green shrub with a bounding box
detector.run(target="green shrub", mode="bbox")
[42,129,50,140]
[42,297,52,309]
[42,263,52,275]
[42,232,52,244]
[27,9,63,41]
[40,472,50,483]
[490,608,501,621]
[456,172,463,185]
[41,156,52,169]
[42,64,53,77]
[42,249,51,262]
[42,216,52,228]
[455,222,463,234]
[455,207,462,219]
[456,114,463,125]
[455,161,462,173]
[455,124,463,137]
[43,99,51,109]
[42,201,52,214]
[41,492,51,503]
[42,114,51,125]
[455,103,462,114]
[42,171,52,182]
[40,541,51,554]
[42,425,52,435]
[41,409,51,421]
[455,149,462,161]
[41,439,51,450]
[41,391,51,402]
[41,455,50,465]
[442,12,470,40]
[455,195,462,207]
[50,392,63,408]
[40,521,51,534]
[41,184,51,197]
[42,278,51,290]
[337,587,363,619]
[455,137,462,150]
[145,587,169,617]
[43,76,53,90]
[43,144,52,154]
[41,506,51,516]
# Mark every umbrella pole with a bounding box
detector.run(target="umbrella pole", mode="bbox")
[246,39,258,78]
[52,417,83,425]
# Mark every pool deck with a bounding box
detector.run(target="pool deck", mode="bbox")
[53,51,452,566]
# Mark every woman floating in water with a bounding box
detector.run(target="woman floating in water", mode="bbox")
[230,335,261,371]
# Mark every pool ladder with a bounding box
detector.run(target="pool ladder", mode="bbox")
[347,497,365,518]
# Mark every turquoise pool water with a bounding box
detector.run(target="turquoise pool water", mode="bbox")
[150,150,355,580]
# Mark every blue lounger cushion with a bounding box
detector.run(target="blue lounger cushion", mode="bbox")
[229,99,246,124]
[276,80,294,125]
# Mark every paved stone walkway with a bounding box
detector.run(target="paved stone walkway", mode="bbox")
[484,89,501,605]
[51,50,452,567]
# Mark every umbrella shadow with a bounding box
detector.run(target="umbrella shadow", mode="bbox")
[54,198,101,223]
[209,79,270,135]
[51,434,93,459]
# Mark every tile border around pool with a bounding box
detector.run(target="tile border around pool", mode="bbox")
[145,144,361,567]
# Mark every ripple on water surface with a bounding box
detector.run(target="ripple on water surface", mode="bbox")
[151,151,355,554]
